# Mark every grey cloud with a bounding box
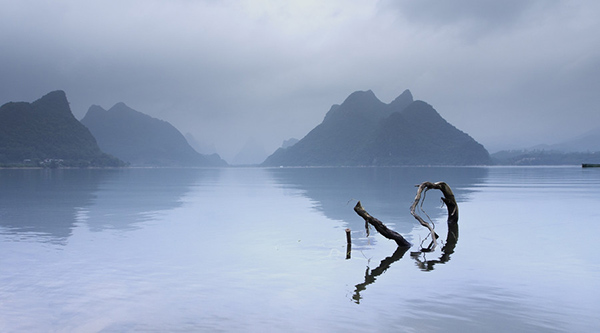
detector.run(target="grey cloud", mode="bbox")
[1,0,599,160]
[380,0,561,40]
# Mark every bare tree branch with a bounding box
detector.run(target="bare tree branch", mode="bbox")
[353,201,411,248]
[410,181,459,251]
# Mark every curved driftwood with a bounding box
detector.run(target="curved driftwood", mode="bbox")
[410,181,458,252]
[354,201,411,247]
[352,182,458,252]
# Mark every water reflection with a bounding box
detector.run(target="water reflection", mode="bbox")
[0,169,102,244]
[353,246,409,304]
[266,167,482,302]
[83,168,214,231]
[352,222,460,303]
[0,168,212,244]
[411,223,459,271]
[266,167,487,234]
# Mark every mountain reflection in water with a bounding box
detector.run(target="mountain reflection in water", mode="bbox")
[0,168,213,243]
[266,166,483,247]
[1,166,598,332]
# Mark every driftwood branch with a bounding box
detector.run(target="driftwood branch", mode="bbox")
[411,181,458,224]
[353,201,411,247]
[410,181,458,251]
[349,182,460,302]
[352,182,458,251]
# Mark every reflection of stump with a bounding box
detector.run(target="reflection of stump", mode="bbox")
[410,181,458,251]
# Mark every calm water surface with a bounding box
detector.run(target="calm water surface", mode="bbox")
[1,167,599,332]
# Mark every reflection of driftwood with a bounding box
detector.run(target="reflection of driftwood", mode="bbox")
[350,182,460,303]
[411,223,459,271]
[349,182,460,303]
[410,181,458,251]
[353,201,411,247]
[353,246,408,304]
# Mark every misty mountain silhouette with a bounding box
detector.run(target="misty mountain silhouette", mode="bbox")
[232,138,268,165]
[81,103,227,167]
[262,89,491,166]
[491,127,600,165]
[530,126,600,153]
[0,90,123,167]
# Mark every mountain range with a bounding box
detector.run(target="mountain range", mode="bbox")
[529,127,600,153]
[12,89,578,167]
[490,126,600,165]
[0,91,123,167]
[81,103,226,167]
[262,89,491,166]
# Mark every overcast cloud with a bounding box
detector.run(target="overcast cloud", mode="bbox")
[1,0,599,161]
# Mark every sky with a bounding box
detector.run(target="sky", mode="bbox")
[1,0,599,162]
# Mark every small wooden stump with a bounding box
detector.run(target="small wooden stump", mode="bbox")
[345,228,352,259]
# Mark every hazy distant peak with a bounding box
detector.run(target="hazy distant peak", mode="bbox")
[329,104,340,112]
[322,90,385,124]
[108,102,132,112]
[281,138,299,149]
[0,90,124,166]
[390,89,413,109]
[402,100,436,116]
[81,102,227,166]
[262,88,491,166]
[322,104,340,122]
[322,89,417,124]
[399,100,450,128]
[341,90,383,108]
[32,90,71,114]
[87,104,106,113]
[82,105,108,122]
[106,102,156,121]
[36,90,67,103]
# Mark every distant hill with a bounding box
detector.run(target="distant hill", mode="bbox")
[491,150,600,165]
[281,138,299,149]
[492,126,600,165]
[184,132,218,155]
[262,89,490,166]
[529,127,600,153]
[232,138,268,166]
[81,103,227,167]
[0,90,124,167]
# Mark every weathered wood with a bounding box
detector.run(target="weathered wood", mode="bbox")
[353,201,411,247]
[345,228,352,259]
[410,181,459,251]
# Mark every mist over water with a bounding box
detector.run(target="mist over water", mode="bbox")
[1,166,599,331]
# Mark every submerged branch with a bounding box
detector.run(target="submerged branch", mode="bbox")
[353,201,411,248]
[410,181,459,251]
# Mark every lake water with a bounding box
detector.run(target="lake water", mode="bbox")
[1,166,599,332]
